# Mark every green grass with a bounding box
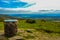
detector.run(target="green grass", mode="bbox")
[0,19,60,40]
[0,19,60,33]
[0,22,4,30]
[17,20,60,33]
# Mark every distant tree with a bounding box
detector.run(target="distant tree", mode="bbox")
[41,19,46,22]
[26,19,36,24]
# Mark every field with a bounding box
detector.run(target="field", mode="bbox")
[0,19,60,40]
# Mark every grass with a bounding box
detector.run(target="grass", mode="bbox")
[0,19,60,40]
[17,19,60,33]
[0,22,4,30]
[0,19,60,33]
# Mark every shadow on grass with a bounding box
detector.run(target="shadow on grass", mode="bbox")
[35,28,60,34]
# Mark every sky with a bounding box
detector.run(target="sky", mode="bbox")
[0,0,60,14]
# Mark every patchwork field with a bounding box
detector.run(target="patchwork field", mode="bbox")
[0,19,60,40]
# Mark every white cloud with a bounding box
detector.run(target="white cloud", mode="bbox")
[24,0,60,11]
[2,8,28,11]
[20,0,36,4]
[0,7,3,9]
[0,0,60,12]
[2,1,9,3]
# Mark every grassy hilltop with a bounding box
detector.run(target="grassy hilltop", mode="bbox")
[0,19,60,40]
[0,19,60,33]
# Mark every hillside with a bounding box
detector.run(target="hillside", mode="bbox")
[0,19,60,40]
[0,14,16,21]
[6,14,60,20]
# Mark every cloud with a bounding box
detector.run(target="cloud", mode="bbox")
[2,1,9,3]
[0,0,36,8]
[20,0,36,4]
[0,0,60,13]
[0,7,60,14]
[24,0,60,11]
[22,0,60,10]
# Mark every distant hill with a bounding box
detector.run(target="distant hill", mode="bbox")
[0,13,60,21]
[0,14,17,22]
[6,14,60,19]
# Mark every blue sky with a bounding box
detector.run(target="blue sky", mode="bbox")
[0,0,60,14]
[0,1,27,8]
[0,0,35,8]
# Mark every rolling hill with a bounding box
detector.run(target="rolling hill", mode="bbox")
[0,14,17,21]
